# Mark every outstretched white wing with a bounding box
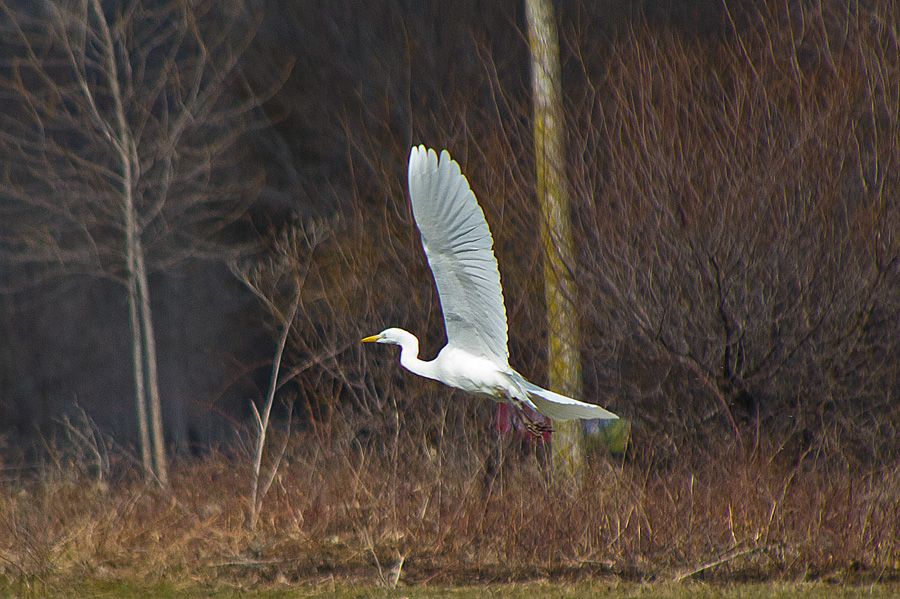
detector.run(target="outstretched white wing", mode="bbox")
[407,146,508,362]
[521,380,619,421]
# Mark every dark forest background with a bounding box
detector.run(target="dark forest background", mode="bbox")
[0,0,897,465]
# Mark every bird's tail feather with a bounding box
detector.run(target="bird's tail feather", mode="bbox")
[521,380,619,422]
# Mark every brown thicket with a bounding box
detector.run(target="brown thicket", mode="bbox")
[566,1,899,461]
[273,0,898,463]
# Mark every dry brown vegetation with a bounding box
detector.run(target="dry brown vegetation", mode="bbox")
[0,425,897,591]
[274,0,899,465]
[1,0,898,592]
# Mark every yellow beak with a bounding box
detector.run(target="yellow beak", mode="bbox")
[361,334,381,343]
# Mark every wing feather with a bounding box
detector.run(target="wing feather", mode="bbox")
[407,146,509,361]
[522,380,619,421]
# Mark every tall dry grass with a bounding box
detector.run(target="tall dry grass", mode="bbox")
[0,423,897,588]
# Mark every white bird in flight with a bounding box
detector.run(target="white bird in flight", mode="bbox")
[363,146,618,434]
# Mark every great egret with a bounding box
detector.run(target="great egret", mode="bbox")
[363,146,618,433]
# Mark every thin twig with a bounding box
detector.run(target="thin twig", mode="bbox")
[674,545,771,582]
[249,286,301,529]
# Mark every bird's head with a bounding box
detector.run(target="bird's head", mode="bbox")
[361,328,413,347]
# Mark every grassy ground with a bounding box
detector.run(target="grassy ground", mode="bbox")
[3,579,899,598]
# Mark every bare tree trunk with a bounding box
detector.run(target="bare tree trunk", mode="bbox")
[135,243,168,487]
[126,239,153,478]
[525,0,583,473]
[92,0,151,479]
[90,0,167,485]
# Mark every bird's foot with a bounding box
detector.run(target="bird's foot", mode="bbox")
[521,413,553,438]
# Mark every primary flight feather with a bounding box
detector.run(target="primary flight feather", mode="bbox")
[363,146,617,430]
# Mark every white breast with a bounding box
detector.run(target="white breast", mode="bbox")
[435,346,514,398]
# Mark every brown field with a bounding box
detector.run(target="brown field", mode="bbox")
[1,419,897,594]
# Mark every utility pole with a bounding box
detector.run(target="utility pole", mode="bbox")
[525,0,584,472]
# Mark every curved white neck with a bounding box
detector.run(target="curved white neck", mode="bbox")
[395,331,440,381]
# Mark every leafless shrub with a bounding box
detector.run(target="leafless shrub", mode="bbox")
[261,1,899,469]
[563,1,899,459]
[226,1,900,477]
[53,405,111,484]
[232,224,327,529]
